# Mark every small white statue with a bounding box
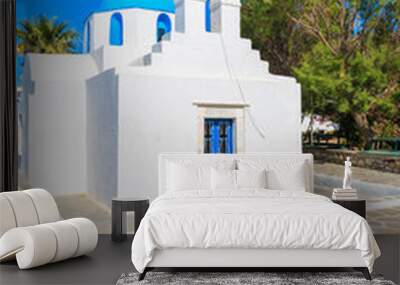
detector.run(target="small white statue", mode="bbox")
[343,156,352,189]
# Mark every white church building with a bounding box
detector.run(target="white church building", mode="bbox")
[21,0,302,206]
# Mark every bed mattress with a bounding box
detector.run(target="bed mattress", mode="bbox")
[131,190,380,273]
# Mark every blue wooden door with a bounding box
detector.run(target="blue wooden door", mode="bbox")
[204,119,234,153]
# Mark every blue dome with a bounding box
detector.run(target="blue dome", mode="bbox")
[98,0,175,13]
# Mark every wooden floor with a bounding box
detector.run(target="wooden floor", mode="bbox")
[0,235,399,285]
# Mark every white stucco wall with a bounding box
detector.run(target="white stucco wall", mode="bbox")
[135,33,266,80]
[86,70,119,206]
[175,0,206,34]
[26,81,88,196]
[211,0,241,38]
[17,87,28,187]
[24,54,97,197]
[117,73,301,199]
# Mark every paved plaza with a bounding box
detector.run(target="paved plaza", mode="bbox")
[314,162,400,234]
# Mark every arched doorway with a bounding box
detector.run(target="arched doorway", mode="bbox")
[156,13,172,42]
[110,12,123,46]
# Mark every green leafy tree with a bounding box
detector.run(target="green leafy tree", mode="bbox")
[241,0,400,147]
[290,0,400,147]
[17,16,78,54]
[241,0,314,76]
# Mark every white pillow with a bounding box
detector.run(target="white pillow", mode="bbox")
[266,163,306,191]
[237,159,307,191]
[236,169,267,189]
[211,168,236,190]
[167,162,211,191]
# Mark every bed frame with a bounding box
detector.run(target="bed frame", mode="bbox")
[138,153,372,281]
[140,248,371,280]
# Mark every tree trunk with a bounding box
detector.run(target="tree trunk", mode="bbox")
[353,112,374,149]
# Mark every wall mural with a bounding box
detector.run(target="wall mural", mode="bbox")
[16,0,400,238]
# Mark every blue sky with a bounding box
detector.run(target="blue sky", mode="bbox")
[16,0,175,85]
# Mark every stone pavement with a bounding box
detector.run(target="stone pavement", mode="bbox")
[314,162,400,187]
[314,162,400,234]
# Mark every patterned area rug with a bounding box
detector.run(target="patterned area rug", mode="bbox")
[116,272,395,285]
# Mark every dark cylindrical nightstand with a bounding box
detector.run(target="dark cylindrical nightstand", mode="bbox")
[112,197,149,242]
[332,199,366,218]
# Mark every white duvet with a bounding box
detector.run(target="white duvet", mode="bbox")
[131,190,380,273]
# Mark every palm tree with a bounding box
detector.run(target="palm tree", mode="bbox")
[17,16,79,54]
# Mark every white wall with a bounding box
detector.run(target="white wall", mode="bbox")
[26,81,87,196]
[24,54,97,197]
[136,32,266,80]
[117,73,301,200]
[174,0,206,34]
[17,87,28,187]
[27,54,98,81]
[211,0,241,38]
[87,70,119,206]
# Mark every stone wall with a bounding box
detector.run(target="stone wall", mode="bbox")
[304,147,400,174]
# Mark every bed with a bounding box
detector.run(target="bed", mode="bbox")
[131,153,380,281]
